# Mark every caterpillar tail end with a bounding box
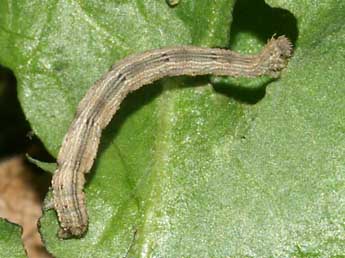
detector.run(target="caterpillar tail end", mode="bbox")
[261,35,293,78]
[58,225,88,239]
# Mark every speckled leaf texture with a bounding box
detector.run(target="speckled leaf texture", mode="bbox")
[0,219,26,258]
[0,0,344,257]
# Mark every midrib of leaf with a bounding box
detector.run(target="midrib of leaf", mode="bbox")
[120,2,235,254]
[133,81,177,257]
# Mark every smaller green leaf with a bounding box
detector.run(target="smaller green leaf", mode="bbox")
[0,219,26,258]
[26,154,56,174]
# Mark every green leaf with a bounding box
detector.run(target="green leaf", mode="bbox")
[1,0,345,257]
[26,154,56,174]
[0,219,26,258]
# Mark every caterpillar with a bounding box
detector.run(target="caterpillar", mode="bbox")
[51,36,292,238]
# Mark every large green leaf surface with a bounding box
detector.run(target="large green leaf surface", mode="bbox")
[0,219,26,257]
[0,0,345,257]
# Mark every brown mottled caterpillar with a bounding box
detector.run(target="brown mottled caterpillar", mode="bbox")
[52,36,292,238]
